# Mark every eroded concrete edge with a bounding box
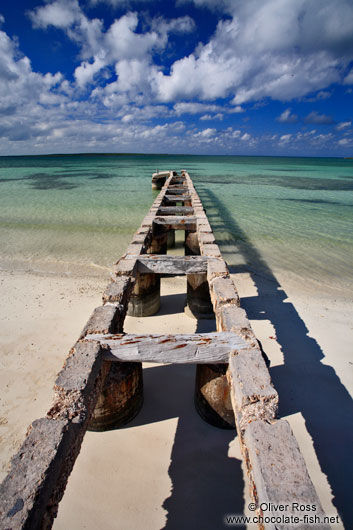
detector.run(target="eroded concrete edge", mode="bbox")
[184,171,328,529]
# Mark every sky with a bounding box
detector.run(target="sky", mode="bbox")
[0,0,353,156]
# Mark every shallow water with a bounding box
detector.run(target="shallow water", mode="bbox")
[0,154,352,294]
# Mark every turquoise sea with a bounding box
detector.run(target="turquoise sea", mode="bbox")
[0,154,352,295]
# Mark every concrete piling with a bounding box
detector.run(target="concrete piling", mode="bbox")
[127,272,161,317]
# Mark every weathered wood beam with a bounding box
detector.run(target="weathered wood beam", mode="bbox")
[157,206,194,215]
[163,188,188,194]
[85,332,248,364]
[170,178,185,183]
[125,254,220,275]
[153,216,196,231]
[164,194,191,202]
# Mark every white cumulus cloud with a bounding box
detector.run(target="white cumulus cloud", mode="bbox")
[155,0,353,104]
[279,134,292,144]
[336,121,351,131]
[338,138,352,146]
[74,53,106,87]
[195,128,216,138]
[277,108,298,123]
[29,0,81,29]
[200,113,223,121]
[0,27,68,145]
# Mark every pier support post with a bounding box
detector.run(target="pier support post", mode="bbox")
[83,304,143,431]
[185,230,199,256]
[152,180,164,190]
[150,222,168,254]
[126,220,165,318]
[89,362,143,431]
[185,227,234,427]
[186,273,214,318]
[127,272,160,317]
[194,364,235,429]
[185,230,213,318]
[167,229,175,249]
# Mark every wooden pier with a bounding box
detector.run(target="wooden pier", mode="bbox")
[0,171,329,529]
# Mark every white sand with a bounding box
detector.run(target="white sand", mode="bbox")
[0,266,352,529]
[0,269,107,480]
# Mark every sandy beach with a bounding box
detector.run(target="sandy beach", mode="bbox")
[0,268,107,480]
[0,260,351,528]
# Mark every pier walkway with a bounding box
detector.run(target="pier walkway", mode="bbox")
[0,171,328,529]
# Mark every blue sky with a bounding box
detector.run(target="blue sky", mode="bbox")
[0,0,353,156]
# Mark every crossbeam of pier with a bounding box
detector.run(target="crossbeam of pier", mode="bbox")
[153,215,197,230]
[164,193,191,202]
[157,206,194,215]
[85,331,248,364]
[131,254,215,274]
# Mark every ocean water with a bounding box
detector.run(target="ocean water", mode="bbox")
[0,154,352,295]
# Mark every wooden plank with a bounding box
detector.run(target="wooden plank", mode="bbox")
[85,332,249,364]
[125,254,218,275]
[157,206,194,215]
[163,188,188,194]
[164,194,191,202]
[154,215,196,223]
[153,216,196,230]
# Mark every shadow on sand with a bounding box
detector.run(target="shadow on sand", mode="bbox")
[126,284,243,528]
[128,360,245,530]
[196,186,353,528]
